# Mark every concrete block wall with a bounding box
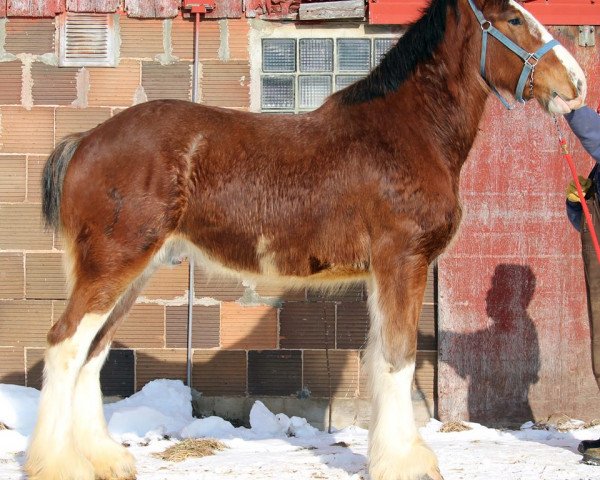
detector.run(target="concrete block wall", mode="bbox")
[0,15,437,413]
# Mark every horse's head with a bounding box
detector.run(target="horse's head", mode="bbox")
[470,0,586,114]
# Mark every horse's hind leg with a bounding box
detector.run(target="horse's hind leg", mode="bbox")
[25,238,164,480]
[366,242,442,480]
[72,262,159,480]
[25,291,116,480]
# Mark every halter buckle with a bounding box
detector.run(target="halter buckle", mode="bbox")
[525,53,539,68]
[480,20,492,32]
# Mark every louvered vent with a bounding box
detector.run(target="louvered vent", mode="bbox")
[59,13,116,67]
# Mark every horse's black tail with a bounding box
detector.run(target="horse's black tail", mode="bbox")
[42,132,86,231]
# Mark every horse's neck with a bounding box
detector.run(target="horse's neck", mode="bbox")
[386,12,489,173]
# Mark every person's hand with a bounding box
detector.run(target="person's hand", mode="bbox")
[566,175,592,202]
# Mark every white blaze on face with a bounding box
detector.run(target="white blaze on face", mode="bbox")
[510,0,587,109]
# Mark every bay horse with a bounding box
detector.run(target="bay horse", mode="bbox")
[28,0,585,479]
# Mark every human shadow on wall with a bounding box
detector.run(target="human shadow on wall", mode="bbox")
[440,264,540,427]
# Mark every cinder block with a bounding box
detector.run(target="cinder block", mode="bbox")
[0,154,26,202]
[279,302,335,349]
[0,253,24,299]
[141,61,191,101]
[100,349,135,397]
[136,348,187,390]
[88,61,140,107]
[220,302,278,349]
[31,63,78,106]
[0,61,23,105]
[0,300,52,347]
[248,350,301,396]
[120,16,165,59]
[303,349,359,398]
[5,18,55,55]
[201,60,250,108]
[55,107,111,141]
[0,204,53,250]
[0,347,25,385]
[166,304,219,348]
[336,301,369,350]
[228,19,249,60]
[192,349,246,395]
[194,265,245,301]
[26,155,45,203]
[0,107,54,155]
[171,17,223,60]
[141,261,188,300]
[113,304,165,349]
[25,252,67,300]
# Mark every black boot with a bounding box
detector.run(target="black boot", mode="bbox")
[579,438,600,466]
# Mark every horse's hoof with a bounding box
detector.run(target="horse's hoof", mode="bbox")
[24,449,95,480]
[87,441,137,480]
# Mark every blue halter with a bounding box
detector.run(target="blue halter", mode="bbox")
[467,0,560,110]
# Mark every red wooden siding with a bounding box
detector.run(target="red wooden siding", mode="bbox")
[368,0,426,25]
[0,1,6,16]
[369,0,600,25]
[66,0,120,12]
[126,0,179,18]
[204,0,243,18]
[438,26,600,424]
[6,0,64,16]
[525,0,600,26]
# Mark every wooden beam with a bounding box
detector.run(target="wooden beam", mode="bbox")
[299,0,365,21]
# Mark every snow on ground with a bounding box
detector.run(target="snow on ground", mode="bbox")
[1,380,599,480]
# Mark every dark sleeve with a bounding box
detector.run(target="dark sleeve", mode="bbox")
[564,106,600,163]
[566,199,582,232]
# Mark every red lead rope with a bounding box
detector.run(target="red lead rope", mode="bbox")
[555,118,600,264]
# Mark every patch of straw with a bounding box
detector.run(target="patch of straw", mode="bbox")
[0,422,10,430]
[154,439,227,462]
[533,413,586,432]
[439,421,472,433]
[583,419,600,429]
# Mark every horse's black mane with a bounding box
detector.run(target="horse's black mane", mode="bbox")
[338,0,460,105]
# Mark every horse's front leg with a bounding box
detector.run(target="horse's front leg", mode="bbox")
[366,243,442,480]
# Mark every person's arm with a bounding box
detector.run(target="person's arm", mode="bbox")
[564,106,600,163]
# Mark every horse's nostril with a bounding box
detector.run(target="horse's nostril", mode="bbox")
[577,79,584,95]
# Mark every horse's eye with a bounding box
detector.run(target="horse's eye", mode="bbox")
[508,17,522,26]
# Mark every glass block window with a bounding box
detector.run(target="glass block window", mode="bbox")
[262,39,296,73]
[299,75,332,109]
[261,36,398,113]
[299,39,334,72]
[337,39,371,72]
[374,38,396,63]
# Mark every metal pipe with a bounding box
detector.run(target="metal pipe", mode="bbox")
[186,11,201,388]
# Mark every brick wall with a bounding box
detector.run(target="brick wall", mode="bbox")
[0,15,436,409]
